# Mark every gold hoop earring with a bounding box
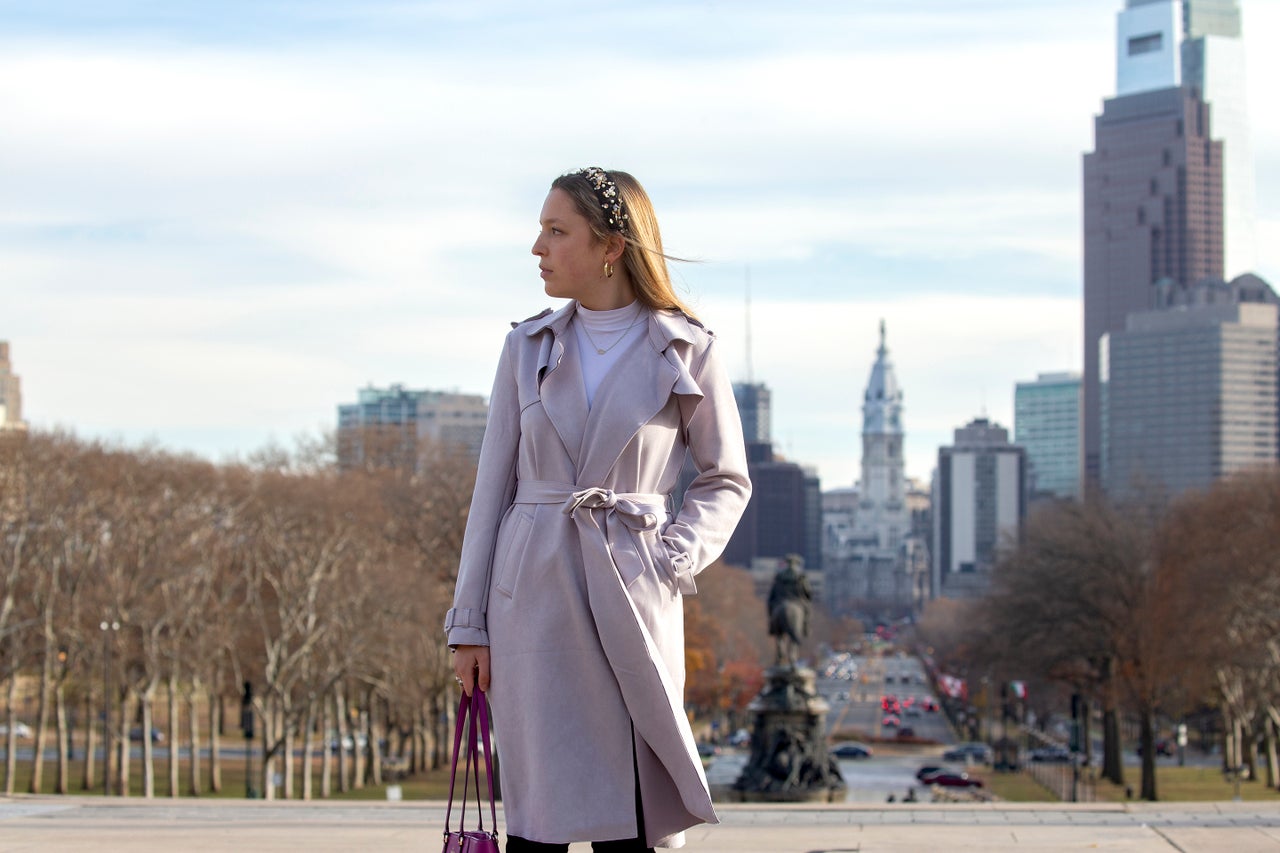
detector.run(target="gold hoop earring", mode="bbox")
[604,261,614,279]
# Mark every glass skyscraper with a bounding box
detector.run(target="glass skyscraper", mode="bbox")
[1014,373,1082,500]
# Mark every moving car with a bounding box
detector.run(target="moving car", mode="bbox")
[942,742,992,763]
[0,722,32,739]
[831,742,873,759]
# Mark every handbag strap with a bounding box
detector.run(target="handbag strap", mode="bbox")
[461,689,482,832]
[444,687,499,837]
[443,689,471,836]
[473,687,498,832]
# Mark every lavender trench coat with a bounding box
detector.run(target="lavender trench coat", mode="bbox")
[444,301,751,848]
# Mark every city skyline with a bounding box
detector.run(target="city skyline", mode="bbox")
[3,1,1278,486]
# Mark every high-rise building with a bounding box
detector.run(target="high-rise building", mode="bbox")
[337,384,487,470]
[1083,0,1255,489]
[722,444,822,573]
[0,342,25,432]
[722,379,823,571]
[1014,372,1082,500]
[1102,275,1278,498]
[932,418,1027,600]
[1117,0,1256,276]
[733,381,771,446]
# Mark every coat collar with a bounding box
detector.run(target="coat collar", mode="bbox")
[523,300,699,354]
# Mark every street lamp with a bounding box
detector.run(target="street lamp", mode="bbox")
[99,619,119,795]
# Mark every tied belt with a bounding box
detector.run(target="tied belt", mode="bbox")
[513,479,670,588]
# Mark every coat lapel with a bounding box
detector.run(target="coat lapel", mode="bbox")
[525,303,588,470]
[577,309,701,487]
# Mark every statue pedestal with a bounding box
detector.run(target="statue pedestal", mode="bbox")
[730,666,845,803]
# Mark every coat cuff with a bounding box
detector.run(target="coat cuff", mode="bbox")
[444,607,489,647]
[661,539,698,595]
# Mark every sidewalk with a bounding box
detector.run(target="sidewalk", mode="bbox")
[4,797,1280,852]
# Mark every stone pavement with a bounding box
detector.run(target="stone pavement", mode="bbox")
[3,797,1280,852]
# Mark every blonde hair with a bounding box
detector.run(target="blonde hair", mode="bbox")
[550,169,697,319]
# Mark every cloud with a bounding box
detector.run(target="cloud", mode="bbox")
[0,0,1276,487]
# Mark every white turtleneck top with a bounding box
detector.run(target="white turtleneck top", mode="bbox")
[572,300,646,408]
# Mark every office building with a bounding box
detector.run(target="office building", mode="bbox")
[722,379,823,572]
[337,384,487,470]
[733,381,771,446]
[1117,0,1256,277]
[1102,275,1278,498]
[932,418,1027,600]
[1014,372,1082,499]
[0,342,25,431]
[1083,0,1258,488]
[722,444,822,573]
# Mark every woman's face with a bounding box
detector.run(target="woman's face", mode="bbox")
[532,188,607,303]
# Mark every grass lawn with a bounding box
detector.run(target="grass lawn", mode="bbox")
[986,770,1058,802]
[985,764,1280,804]
[1094,766,1280,803]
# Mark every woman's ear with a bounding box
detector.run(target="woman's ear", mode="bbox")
[603,233,627,264]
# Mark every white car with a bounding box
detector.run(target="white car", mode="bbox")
[0,722,33,739]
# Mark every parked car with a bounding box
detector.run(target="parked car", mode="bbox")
[696,742,720,758]
[915,764,945,781]
[0,722,33,739]
[942,742,992,763]
[1028,746,1073,763]
[831,742,873,759]
[129,726,164,743]
[727,728,751,748]
[920,769,984,788]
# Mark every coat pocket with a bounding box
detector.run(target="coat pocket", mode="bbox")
[625,527,676,592]
[492,508,534,599]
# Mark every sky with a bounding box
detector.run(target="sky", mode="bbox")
[3,0,1278,487]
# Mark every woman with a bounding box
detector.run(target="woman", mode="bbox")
[446,167,751,852]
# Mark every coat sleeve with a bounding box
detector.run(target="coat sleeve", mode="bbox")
[660,335,751,593]
[443,332,520,646]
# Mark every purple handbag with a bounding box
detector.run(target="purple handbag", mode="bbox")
[443,687,499,853]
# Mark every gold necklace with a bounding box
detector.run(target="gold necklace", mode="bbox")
[579,307,643,355]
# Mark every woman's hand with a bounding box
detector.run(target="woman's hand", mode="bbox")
[453,645,491,697]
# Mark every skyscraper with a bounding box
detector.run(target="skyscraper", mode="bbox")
[722,378,823,571]
[1014,372,1082,500]
[1116,0,1256,277]
[1081,0,1245,486]
[732,381,773,463]
[0,342,25,432]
